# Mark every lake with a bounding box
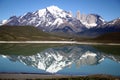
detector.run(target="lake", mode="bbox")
[0,43,120,76]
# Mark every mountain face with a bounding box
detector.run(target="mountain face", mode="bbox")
[2,45,120,73]
[1,5,120,37]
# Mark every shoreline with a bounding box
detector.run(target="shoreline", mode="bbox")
[0,41,120,45]
[0,73,119,80]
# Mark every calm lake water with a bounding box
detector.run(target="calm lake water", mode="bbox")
[0,43,120,76]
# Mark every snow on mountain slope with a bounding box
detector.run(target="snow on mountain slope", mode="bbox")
[105,18,120,27]
[46,6,72,18]
[0,20,7,25]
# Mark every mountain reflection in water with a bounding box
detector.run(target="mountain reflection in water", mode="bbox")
[0,44,120,76]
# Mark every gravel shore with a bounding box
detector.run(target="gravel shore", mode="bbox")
[0,73,119,80]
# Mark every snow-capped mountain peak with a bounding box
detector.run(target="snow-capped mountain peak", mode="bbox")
[46,5,72,18]
[3,5,86,33]
[47,5,63,13]
[34,5,71,19]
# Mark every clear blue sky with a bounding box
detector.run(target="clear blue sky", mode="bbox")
[0,0,120,21]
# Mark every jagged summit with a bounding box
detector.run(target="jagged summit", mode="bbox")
[45,5,72,18]
[36,5,67,18]
[76,11,105,28]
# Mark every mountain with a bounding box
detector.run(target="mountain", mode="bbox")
[1,5,120,38]
[76,11,105,29]
[2,6,86,35]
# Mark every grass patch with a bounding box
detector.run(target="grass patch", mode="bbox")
[0,25,68,41]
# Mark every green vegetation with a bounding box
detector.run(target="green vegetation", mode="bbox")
[93,45,120,56]
[0,25,67,41]
[0,43,67,55]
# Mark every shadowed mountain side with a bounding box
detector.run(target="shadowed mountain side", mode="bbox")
[93,32,120,43]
